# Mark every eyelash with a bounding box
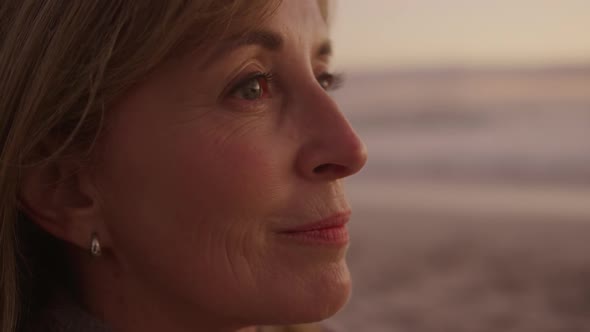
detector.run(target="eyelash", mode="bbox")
[249,71,276,86]
[317,72,345,91]
[227,71,345,101]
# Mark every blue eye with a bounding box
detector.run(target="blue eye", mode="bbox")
[230,72,274,100]
[233,77,263,100]
[317,72,344,91]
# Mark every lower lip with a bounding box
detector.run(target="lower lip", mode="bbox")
[279,225,349,246]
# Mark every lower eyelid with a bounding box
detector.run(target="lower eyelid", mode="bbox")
[224,98,272,114]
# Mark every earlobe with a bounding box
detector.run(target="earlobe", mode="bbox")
[18,159,108,252]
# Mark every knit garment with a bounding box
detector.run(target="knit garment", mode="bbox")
[23,293,332,332]
[23,293,111,332]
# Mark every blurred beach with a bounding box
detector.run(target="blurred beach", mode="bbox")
[325,66,590,331]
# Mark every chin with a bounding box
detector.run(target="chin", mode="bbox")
[307,272,352,322]
[260,260,352,325]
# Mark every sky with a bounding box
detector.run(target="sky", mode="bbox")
[330,0,590,70]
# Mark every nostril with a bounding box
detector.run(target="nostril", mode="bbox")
[313,164,330,174]
[313,163,348,176]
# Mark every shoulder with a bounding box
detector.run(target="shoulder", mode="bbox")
[21,291,111,332]
[258,323,335,332]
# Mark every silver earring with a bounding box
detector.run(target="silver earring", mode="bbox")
[90,233,102,257]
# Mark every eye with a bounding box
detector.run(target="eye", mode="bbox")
[229,72,273,101]
[317,72,344,91]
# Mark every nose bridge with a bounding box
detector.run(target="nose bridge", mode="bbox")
[310,95,361,148]
[294,71,354,135]
[293,79,368,181]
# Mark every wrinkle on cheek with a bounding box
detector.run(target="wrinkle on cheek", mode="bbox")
[166,106,217,129]
[217,219,267,294]
[204,119,288,203]
[210,116,266,151]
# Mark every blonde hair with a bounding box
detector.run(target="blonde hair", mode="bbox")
[1,0,331,330]
[0,1,299,330]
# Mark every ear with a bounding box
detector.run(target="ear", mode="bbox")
[18,158,111,253]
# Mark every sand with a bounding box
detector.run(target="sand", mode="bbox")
[325,180,590,331]
[321,67,590,331]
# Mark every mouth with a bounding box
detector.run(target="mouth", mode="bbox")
[277,211,351,246]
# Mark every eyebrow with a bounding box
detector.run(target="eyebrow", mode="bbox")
[200,29,332,67]
[235,30,284,51]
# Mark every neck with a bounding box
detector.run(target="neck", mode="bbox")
[73,251,259,332]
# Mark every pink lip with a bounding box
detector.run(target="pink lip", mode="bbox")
[278,211,351,245]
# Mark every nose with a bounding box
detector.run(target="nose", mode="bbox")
[294,86,368,182]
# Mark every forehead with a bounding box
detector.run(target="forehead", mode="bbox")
[173,0,329,70]
[267,0,329,44]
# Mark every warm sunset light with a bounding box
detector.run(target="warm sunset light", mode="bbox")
[331,0,590,70]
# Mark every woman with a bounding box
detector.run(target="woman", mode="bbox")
[0,0,367,331]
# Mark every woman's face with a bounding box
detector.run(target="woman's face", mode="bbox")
[92,0,366,328]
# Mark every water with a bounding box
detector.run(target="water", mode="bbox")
[325,66,590,331]
[334,66,590,187]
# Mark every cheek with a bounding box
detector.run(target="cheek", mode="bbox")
[94,108,350,323]
[100,109,289,218]
[169,122,291,216]
[95,110,293,278]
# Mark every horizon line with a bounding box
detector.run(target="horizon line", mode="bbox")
[335,62,590,75]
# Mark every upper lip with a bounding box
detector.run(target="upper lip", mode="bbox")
[278,211,351,233]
